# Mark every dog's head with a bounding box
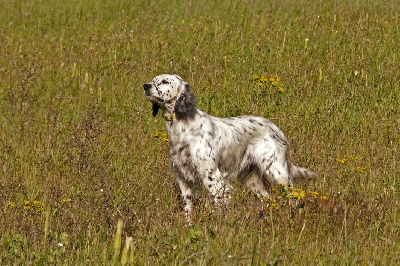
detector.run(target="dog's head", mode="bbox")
[143,74,197,119]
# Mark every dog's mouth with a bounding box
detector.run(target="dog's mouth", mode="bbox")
[144,89,165,102]
[144,88,177,105]
[146,94,165,104]
[155,97,164,103]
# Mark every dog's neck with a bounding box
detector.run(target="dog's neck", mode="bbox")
[163,109,202,142]
[163,112,176,121]
[160,105,176,121]
[161,105,199,122]
[159,103,176,121]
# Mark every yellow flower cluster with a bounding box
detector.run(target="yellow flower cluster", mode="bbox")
[356,165,366,173]
[337,155,359,164]
[263,198,280,210]
[337,155,366,173]
[7,199,45,212]
[271,200,280,210]
[61,197,72,204]
[270,184,328,203]
[291,189,306,200]
[253,74,285,93]
[152,130,169,142]
[7,202,16,208]
[308,191,328,200]
[24,200,44,212]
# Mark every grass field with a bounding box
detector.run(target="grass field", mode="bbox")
[0,0,399,264]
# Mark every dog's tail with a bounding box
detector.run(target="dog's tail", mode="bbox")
[290,165,318,181]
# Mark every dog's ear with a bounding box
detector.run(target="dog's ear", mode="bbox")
[152,103,160,117]
[174,83,197,119]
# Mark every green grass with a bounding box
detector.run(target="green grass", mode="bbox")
[0,0,399,264]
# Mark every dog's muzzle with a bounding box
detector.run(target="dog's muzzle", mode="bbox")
[143,83,165,103]
[143,83,152,95]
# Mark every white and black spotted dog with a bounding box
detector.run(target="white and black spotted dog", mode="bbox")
[143,74,317,218]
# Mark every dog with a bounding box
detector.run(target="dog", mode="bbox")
[143,74,317,218]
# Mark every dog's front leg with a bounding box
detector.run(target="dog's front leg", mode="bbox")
[202,168,232,207]
[175,174,194,221]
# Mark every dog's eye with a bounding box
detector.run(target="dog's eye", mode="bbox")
[161,79,169,85]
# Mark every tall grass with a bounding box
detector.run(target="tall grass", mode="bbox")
[0,0,399,264]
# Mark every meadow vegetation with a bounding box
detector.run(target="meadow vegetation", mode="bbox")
[0,0,399,264]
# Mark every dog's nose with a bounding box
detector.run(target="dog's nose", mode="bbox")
[143,83,152,91]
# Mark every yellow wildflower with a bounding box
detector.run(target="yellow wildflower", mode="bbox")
[271,200,279,210]
[153,131,169,142]
[309,191,319,198]
[152,131,161,138]
[349,155,359,161]
[291,189,306,200]
[61,197,72,204]
[162,134,169,142]
[356,165,366,173]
